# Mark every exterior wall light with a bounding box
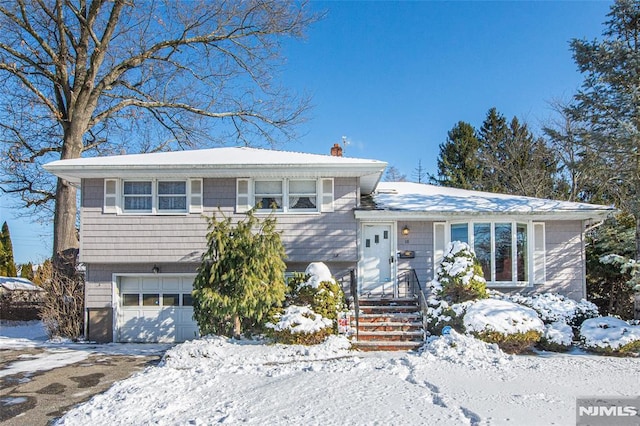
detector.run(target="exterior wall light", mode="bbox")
[152,265,160,274]
[402,225,410,236]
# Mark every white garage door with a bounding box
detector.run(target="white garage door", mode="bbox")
[117,275,199,343]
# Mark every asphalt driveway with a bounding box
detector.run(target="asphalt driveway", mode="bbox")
[0,346,163,425]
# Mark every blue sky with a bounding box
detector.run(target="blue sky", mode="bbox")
[1,1,612,265]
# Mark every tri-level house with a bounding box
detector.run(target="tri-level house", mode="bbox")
[44,145,615,344]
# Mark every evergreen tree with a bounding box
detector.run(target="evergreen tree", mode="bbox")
[586,214,636,318]
[0,222,17,277]
[477,108,509,193]
[477,109,560,198]
[569,0,640,260]
[192,210,287,338]
[20,262,34,280]
[431,121,481,189]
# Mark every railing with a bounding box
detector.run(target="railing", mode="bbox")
[334,268,359,340]
[397,268,429,332]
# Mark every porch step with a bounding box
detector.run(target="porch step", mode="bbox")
[351,296,424,352]
[352,340,423,352]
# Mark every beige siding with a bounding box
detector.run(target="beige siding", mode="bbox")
[537,220,585,300]
[80,177,358,265]
[396,221,434,289]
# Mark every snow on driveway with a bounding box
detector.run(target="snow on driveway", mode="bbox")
[55,333,640,426]
[0,321,170,378]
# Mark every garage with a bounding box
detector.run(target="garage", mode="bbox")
[116,275,199,343]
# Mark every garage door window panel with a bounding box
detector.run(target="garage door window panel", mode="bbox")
[163,294,180,306]
[122,294,140,306]
[142,294,160,306]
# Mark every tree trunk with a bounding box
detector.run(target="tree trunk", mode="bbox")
[52,129,85,270]
[233,315,242,339]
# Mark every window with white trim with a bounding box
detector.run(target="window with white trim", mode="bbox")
[105,179,202,214]
[236,178,333,214]
[434,220,545,287]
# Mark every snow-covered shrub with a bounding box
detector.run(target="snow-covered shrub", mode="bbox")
[463,299,544,354]
[538,321,574,352]
[269,262,347,344]
[437,242,488,303]
[579,317,640,356]
[496,292,599,328]
[266,306,333,345]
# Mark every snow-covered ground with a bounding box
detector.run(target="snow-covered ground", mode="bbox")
[2,321,638,425]
[0,321,169,376]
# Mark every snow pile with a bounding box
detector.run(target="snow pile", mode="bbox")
[302,262,335,288]
[543,321,574,346]
[266,305,332,334]
[438,242,486,287]
[419,330,511,369]
[580,316,640,350]
[463,299,544,334]
[499,292,598,325]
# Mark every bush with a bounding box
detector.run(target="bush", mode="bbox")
[463,299,544,354]
[472,330,542,354]
[538,321,574,352]
[437,242,488,303]
[501,292,598,328]
[268,263,347,344]
[579,317,640,356]
[266,305,333,345]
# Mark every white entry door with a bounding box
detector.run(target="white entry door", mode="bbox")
[361,224,394,297]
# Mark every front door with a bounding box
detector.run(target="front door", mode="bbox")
[361,224,394,297]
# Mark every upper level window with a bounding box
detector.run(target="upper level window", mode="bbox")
[158,181,187,212]
[105,179,201,215]
[236,178,333,214]
[288,180,317,211]
[255,180,283,210]
[123,181,152,212]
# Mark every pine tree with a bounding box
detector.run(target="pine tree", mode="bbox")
[20,262,34,280]
[476,109,560,198]
[569,0,640,261]
[192,210,287,338]
[0,222,17,277]
[431,121,481,189]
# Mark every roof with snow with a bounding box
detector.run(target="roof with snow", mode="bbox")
[43,147,387,194]
[356,182,615,221]
[0,276,43,292]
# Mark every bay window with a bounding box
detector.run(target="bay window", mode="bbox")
[436,220,545,286]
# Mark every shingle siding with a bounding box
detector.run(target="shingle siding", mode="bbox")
[80,177,358,264]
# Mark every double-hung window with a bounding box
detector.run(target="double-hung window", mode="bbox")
[236,178,333,214]
[105,179,202,214]
[123,181,152,212]
[157,181,187,212]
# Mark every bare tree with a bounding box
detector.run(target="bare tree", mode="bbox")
[0,0,315,267]
[383,165,407,182]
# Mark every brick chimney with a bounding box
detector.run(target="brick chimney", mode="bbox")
[330,143,343,157]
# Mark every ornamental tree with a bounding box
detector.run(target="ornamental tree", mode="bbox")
[192,210,287,338]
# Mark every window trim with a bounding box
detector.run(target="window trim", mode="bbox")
[238,178,332,214]
[105,178,202,215]
[435,220,545,288]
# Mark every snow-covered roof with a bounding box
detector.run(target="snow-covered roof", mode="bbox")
[0,276,43,291]
[356,182,616,221]
[43,147,387,194]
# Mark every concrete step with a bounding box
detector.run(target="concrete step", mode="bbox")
[356,330,424,342]
[352,340,423,351]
